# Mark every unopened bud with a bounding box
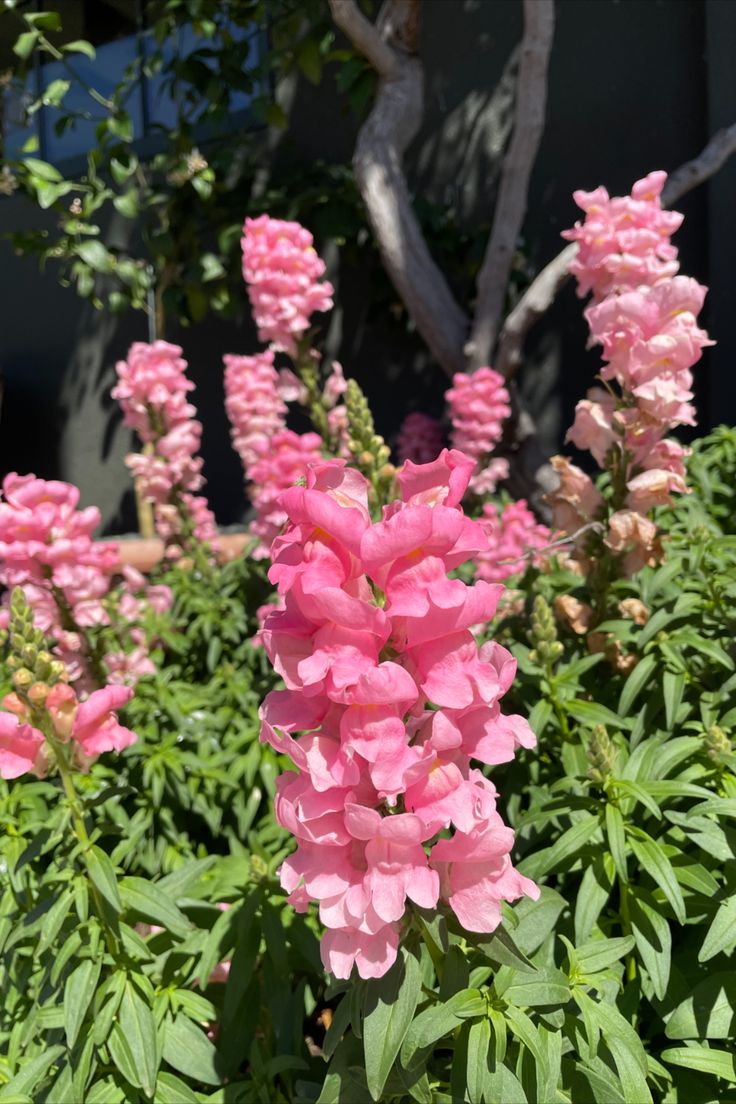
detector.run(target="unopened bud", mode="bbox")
[378,463,396,483]
[12,667,33,689]
[704,724,731,760]
[587,724,614,783]
[28,682,50,706]
[250,854,268,879]
[360,451,374,468]
[21,644,38,668]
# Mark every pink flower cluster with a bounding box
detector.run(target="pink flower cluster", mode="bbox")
[562,170,683,302]
[446,368,511,494]
[396,413,444,466]
[552,173,713,576]
[248,430,324,559]
[0,474,168,684]
[259,449,538,980]
[0,683,135,780]
[241,215,334,354]
[223,351,287,470]
[112,341,219,552]
[476,500,551,584]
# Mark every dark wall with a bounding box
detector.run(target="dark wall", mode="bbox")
[0,0,732,533]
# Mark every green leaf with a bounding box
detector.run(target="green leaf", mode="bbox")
[466,1018,493,1104]
[618,653,657,716]
[519,815,601,880]
[503,970,571,1009]
[41,79,70,107]
[108,112,133,142]
[37,888,74,954]
[401,990,484,1066]
[567,700,628,729]
[296,37,323,84]
[62,39,96,60]
[113,190,139,218]
[265,102,288,129]
[26,10,61,30]
[575,854,614,944]
[119,877,191,937]
[154,1072,199,1104]
[13,30,40,59]
[161,1015,222,1086]
[629,833,686,923]
[698,895,736,962]
[613,779,662,820]
[666,972,736,1039]
[605,804,628,883]
[22,156,62,182]
[116,981,160,1097]
[363,948,422,1102]
[506,888,566,957]
[486,1065,528,1103]
[86,846,121,913]
[575,991,652,1104]
[75,241,115,275]
[629,895,671,1001]
[0,1047,64,1101]
[575,936,635,975]
[661,1046,736,1082]
[663,671,685,729]
[64,959,101,1049]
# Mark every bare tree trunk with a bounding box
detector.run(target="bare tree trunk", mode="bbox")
[330,0,469,377]
[466,0,554,370]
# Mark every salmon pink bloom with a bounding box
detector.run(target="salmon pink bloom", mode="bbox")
[0,712,45,779]
[258,452,538,977]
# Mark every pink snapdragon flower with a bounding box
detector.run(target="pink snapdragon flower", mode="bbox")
[0,712,45,779]
[259,450,538,980]
[113,341,218,553]
[446,368,511,494]
[554,172,713,577]
[562,170,682,302]
[0,474,163,686]
[223,351,287,469]
[0,682,136,780]
[476,500,551,584]
[396,413,445,465]
[241,215,334,354]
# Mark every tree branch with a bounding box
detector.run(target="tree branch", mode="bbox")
[662,121,736,205]
[465,0,554,371]
[329,0,470,377]
[329,0,399,79]
[495,122,736,378]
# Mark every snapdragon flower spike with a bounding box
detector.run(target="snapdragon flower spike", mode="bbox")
[554,173,713,577]
[113,340,219,554]
[476,500,551,584]
[445,368,511,494]
[396,412,445,465]
[562,170,682,302]
[221,352,324,557]
[241,214,334,354]
[259,449,538,980]
[0,474,168,685]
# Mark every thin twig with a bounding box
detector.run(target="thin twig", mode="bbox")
[495,520,604,567]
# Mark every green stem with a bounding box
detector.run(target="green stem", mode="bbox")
[41,723,120,957]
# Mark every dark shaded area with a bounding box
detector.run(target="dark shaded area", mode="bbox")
[0,0,732,532]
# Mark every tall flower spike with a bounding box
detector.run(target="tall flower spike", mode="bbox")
[113,341,219,555]
[241,215,334,354]
[446,367,511,494]
[259,451,538,980]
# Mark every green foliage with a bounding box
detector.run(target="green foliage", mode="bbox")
[2,427,736,1101]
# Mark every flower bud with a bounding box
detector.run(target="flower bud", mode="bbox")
[12,667,33,689]
[28,682,50,706]
[704,724,731,760]
[587,724,615,783]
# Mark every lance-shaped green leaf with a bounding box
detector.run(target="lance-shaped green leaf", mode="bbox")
[628,832,686,923]
[698,894,736,962]
[661,1046,736,1082]
[64,959,101,1049]
[629,894,671,1001]
[363,948,422,1102]
[666,972,736,1039]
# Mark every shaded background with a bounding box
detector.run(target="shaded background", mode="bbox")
[1,0,734,532]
